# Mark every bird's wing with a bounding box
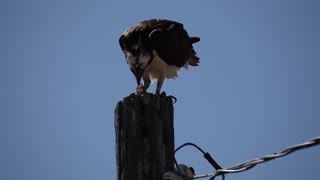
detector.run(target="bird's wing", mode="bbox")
[149,20,195,67]
[119,19,199,67]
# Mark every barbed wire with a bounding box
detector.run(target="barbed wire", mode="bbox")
[174,137,320,180]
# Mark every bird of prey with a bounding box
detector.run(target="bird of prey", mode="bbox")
[119,19,200,94]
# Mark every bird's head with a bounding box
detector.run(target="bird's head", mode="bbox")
[125,46,153,86]
[119,33,154,85]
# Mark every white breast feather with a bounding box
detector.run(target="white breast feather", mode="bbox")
[143,51,189,82]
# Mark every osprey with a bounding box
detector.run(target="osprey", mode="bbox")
[119,19,200,94]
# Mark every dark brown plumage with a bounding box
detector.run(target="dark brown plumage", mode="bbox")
[119,19,200,94]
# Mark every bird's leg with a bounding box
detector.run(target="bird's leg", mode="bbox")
[142,76,151,92]
[155,76,165,95]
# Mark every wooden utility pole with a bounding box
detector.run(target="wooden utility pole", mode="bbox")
[115,93,175,180]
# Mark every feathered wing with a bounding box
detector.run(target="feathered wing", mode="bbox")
[148,20,200,67]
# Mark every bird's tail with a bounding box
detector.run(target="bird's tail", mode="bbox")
[188,56,199,66]
[190,37,200,44]
[188,36,200,67]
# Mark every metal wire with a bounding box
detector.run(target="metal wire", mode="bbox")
[175,137,320,180]
[174,143,207,178]
[175,142,206,154]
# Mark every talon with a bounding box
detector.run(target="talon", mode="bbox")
[135,84,144,95]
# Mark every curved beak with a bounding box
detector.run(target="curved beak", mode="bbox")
[131,67,144,85]
[136,75,142,85]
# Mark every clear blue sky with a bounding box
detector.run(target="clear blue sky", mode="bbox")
[1,0,319,180]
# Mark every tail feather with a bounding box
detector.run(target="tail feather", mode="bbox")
[188,55,200,66]
[187,36,200,67]
[190,37,200,44]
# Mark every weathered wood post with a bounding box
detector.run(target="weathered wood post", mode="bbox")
[115,92,175,180]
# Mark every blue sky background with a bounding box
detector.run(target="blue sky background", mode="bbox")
[1,0,319,180]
